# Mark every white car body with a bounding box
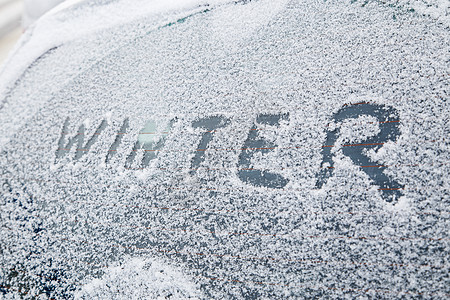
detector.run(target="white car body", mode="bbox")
[22,0,66,28]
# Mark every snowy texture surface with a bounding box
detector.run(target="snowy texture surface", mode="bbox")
[75,257,202,299]
[359,0,449,26]
[0,0,449,298]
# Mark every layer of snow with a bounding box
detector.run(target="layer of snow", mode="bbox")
[0,0,448,298]
[387,0,449,26]
[0,0,235,103]
[75,257,202,299]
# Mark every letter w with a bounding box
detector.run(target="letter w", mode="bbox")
[55,118,107,161]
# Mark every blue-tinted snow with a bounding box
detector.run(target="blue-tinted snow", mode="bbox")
[0,0,449,298]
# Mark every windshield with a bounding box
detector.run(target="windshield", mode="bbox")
[0,0,449,298]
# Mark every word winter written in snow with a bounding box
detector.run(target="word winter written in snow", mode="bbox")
[55,103,403,202]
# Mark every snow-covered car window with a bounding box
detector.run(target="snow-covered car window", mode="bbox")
[0,0,449,298]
